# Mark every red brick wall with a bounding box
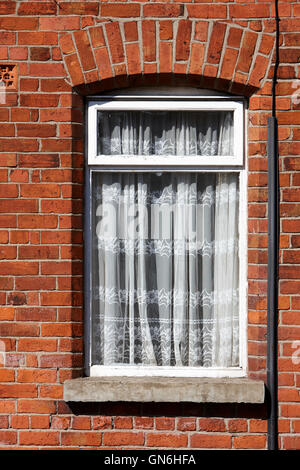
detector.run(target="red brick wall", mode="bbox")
[0,0,299,450]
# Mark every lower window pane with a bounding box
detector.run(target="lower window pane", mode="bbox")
[91,172,239,368]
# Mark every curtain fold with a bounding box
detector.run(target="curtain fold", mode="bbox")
[92,110,239,368]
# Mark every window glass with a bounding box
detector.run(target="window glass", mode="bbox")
[97,110,234,157]
[91,171,239,368]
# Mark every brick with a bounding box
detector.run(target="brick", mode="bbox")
[144,4,183,18]
[187,5,227,19]
[106,23,124,65]
[230,5,270,18]
[0,1,16,14]
[40,384,63,399]
[18,339,57,353]
[134,417,153,430]
[61,432,101,447]
[114,417,133,430]
[134,431,189,449]
[249,55,269,88]
[94,48,113,81]
[30,47,51,61]
[72,417,91,430]
[228,419,248,433]
[10,47,28,60]
[28,63,65,77]
[190,434,231,448]
[19,154,59,168]
[177,418,196,432]
[159,42,172,74]
[18,32,57,46]
[59,35,75,59]
[20,94,59,108]
[101,4,140,18]
[41,323,82,338]
[18,2,56,15]
[89,26,105,49]
[0,184,18,198]
[0,32,16,45]
[176,20,192,62]
[199,418,226,432]
[93,417,112,430]
[227,27,243,49]
[0,215,16,228]
[40,17,80,32]
[124,22,138,42]
[189,43,205,76]
[0,261,39,275]
[194,21,208,42]
[18,400,56,415]
[0,139,39,153]
[103,432,144,447]
[283,437,300,450]
[18,215,57,229]
[51,416,70,430]
[0,401,15,414]
[19,431,59,446]
[220,48,239,81]
[0,370,14,382]
[0,18,38,31]
[31,415,50,430]
[74,30,96,72]
[41,79,71,93]
[0,228,9,243]
[0,307,14,321]
[142,21,156,63]
[0,385,37,398]
[237,31,258,73]
[11,415,29,429]
[0,199,38,214]
[0,431,17,445]
[0,415,9,428]
[7,292,26,306]
[207,23,226,65]
[233,435,266,449]
[59,2,99,16]
[40,353,82,368]
[126,43,141,76]
[154,417,174,431]
[18,370,57,384]
[17,124,56,138]
[160,21,173,41]
[64,53,84,86]
[0,323,39,338]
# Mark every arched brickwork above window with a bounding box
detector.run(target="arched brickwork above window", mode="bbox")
[59,19,275,97]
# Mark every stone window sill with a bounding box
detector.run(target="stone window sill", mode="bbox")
[64,376,265,403]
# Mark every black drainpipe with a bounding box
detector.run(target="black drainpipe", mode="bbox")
[267,0,280,451]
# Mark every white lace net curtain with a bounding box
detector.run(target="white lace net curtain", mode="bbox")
[97,110,233,157]
[92,110,239,368]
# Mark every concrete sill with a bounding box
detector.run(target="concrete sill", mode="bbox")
[64,376,265,404]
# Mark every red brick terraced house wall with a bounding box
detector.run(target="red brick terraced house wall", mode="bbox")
[0,0,299,450]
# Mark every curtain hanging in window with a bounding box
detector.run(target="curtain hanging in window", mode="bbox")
[92,111,239,368]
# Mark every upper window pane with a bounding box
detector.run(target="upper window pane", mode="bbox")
[97,110,234,157]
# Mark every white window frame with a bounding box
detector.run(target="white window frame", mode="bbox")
[86,92,248,379]
[88,99,244,166]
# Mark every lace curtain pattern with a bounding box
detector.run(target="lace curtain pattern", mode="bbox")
[92,111,239,368]
[97,110,234,157]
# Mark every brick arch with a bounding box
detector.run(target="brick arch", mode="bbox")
[59,19,275,96]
